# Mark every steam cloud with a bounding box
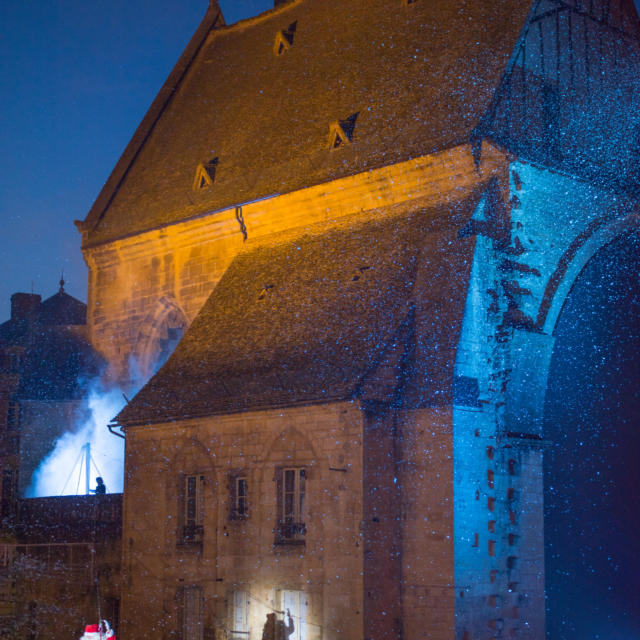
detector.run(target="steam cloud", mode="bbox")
[25,350,171,498]
[26,382,126,497]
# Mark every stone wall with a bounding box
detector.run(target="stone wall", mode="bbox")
[399,407,455,640]
[452,159,637,639]
[122,398,462,640]
[121,401,365,640]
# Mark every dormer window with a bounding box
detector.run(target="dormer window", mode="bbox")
[192,158,218,191]
[274,22,297,56]
[328,113,358,149]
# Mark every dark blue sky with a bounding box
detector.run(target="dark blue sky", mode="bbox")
[0,0,272,320]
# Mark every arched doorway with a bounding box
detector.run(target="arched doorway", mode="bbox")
[543,230,640,638]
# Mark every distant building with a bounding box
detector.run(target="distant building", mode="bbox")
[78,1,640,639]
[0,283,118,640]
[0,282,103,515]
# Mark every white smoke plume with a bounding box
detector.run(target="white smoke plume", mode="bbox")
[26,383,126,497]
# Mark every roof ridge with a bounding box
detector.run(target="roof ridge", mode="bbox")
[215,0,303,33]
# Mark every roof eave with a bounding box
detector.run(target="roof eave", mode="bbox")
[79,137,479,251]
[114,391,356,428]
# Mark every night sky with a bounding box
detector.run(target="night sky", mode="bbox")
[0,0,272,321]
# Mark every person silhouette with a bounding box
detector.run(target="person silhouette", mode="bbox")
[261,609,294,640]
[90,477,106,495]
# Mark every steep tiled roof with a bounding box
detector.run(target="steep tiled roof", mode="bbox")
[82,0,533,246]
[116,194,481,426]
[0,287,103,400]
[0,289,87,342]
[38,290,86,326]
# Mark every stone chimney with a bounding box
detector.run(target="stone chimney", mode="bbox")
[10,293,41,322]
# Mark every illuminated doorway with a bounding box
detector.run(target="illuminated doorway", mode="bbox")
[279,590,308,640]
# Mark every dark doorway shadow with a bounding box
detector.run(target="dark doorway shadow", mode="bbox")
[544,231,640,639]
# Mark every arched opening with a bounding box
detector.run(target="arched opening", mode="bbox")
[544,230,640,638]
[133,297,188,382]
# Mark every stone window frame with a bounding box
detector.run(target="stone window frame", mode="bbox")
[277,589,308,640]
[228,589,250,639]
[178,473,205,547]
[229,471,249,520]
[176,584,204,640]
[274,466,307,545]
[6,399,20,432]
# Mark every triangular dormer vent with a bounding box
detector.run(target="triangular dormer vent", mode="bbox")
[274,22,296,56]
[192,158,218,191]
[328,113,358,149]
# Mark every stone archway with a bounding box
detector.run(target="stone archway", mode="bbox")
[537,213,640,335]
[133,296,189,381]
[461,218,640,639]
[542,229,640,638]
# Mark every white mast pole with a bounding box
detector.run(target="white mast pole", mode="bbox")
[85,442,91,495]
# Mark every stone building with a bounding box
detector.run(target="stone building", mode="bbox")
[78,1,640,638]
[0,283,103,513]
[0,286,120,640]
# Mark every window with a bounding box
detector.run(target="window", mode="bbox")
[328,113,358,149]
[180,586,203,640]
[229,590,249,639]
[274,22,296,56]
[279,590,308,640]
[181,475,204,544]
[7,401,20,431]
[8,353,20,373]
[192,158,218,191]
[1,469,15,518]
[276,468,306,544]
[230,475,248,519]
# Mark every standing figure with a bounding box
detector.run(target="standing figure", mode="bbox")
[91,477,106,495]
[261,609,294,640]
